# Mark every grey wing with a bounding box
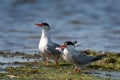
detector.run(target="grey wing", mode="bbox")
[72,53,95,65]
[46,43,61,54]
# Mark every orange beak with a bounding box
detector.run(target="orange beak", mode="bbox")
[35,23,43,27]
[60,44,67,49]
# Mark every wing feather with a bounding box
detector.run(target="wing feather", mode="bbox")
[46,43,61,54]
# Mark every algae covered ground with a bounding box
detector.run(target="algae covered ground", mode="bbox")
[0,50,120,80]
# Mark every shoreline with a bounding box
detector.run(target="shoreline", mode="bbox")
[0,50,120,80]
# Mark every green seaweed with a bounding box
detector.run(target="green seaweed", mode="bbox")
[0,62,107,80]
[0,50,120,80]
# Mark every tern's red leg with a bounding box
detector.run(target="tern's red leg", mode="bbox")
[55,58,59,66]
[45,57,48,66]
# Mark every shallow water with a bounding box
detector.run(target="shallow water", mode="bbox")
[0,0,120,53]
[0,55,39,69]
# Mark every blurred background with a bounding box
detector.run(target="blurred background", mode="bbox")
[0,0,120,53]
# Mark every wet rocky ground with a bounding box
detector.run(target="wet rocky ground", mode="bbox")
[0,51,120,80]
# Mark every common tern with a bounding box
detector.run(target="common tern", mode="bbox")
[35,23,61,66]
[56,41,106,72]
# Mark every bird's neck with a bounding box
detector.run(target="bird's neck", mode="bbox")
[64,46,75,54]
[41,29,52,42]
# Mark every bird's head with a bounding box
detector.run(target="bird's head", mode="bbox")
[60,41,75,49]
[35,23,50,30]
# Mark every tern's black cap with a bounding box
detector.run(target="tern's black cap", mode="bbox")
[42,23,50,27]
[41,23,50,30]
[64,41,74,46]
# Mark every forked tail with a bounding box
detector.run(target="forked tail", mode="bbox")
[92,54,107,62]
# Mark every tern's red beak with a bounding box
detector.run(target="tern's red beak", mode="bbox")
[60,44,67,49]
[35,23,43,27]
